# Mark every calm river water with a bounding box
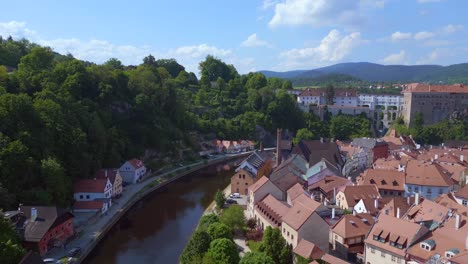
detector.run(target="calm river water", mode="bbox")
[84,161,237,264]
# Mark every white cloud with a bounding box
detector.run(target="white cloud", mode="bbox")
[170,44,232,58]
[381,50,408,64]
[278,29,363,69]
[241,33,271,48]
[414,31,435,40]
[262,0,279,9]
[0,21,36,39]
[417,0,443,3]
[268,0,368,28]
[442,24,464,34]
[391,31,413,41]
[416,48,458,64]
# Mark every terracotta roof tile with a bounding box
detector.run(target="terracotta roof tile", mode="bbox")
[405,160,453,187]
[95,168,119,184]
[74,200,104,210]
[255,194,290,226]
[293,239,325,260]
[249,176,269,193]
[128,158,144,169]
[340,185,380,208]
[332,213,374,239]
[321,253,350,264]
[404,199,450,225]
[287,183,305,201]
[308,175,352,197]
[455,184,468,200]
[365,214,429,258]
[357,169,405,192]
[282,194,322,230]
[403,83,468,93]
[74,178,108,193]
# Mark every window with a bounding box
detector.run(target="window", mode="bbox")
[439,188,444,195]
[283,228,285,233]
[381,251,386,258]
[287,231,290,237]
[245,183,248,185]
[415,187,419,193]
[242,175,245,179]
[397,258,401,264]
[79,195,83,199]
[291,235,294,240]
[239,175,241,179]
[391,255,396,262]
[463,200,468,206]
[86,195,90,199]
[408,186,412,192]
[371,247,375,253]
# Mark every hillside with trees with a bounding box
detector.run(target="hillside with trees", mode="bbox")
[0,37,373,210]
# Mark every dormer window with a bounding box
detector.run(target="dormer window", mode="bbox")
[445,248,460,258]
[420,240,436,251]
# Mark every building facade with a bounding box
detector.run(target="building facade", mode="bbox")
[401,83,468,126]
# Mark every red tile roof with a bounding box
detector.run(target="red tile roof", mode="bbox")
[74,201,104,210]
[308,175,352,197]
[128,159,145,169]
[321,253,350,264]
[332,213,374,239]
[249,176,269,193]
[403,83,468,93]
[405,160,453,187]
[340,185,380,208]
[293,239,325,260]
[95,168,119,184]
[455,184,468,200]
[287,183,305,202]
[74,178,108,193]
[404,199,450,224]
[357,169,405,192]
[282,194,322,230]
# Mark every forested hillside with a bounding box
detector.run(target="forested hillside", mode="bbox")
[0,37,374,210]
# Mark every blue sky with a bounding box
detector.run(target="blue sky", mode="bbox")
[1,0,467,74]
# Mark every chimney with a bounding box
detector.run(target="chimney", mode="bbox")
[456,214,461,230]
[324,200,328,206]
[461,155,465,162]
[407,196,411,205]
[415,193,420,205]
[333,187,337,202]
[353,210,356,216]
[276,128,282,167]
[397,207,401,219]
[332,208,336,219]
[105,170,108,178]
[31,208,37,222]
[374,199,379,209]
[434,154,439,160]
[259,141,264,152]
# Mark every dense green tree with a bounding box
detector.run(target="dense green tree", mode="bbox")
[214,190,226,209]
[40,157,70,206]
[17,46,55,94]
[104,58,124,70]
[199,214,220,231]
[155,58,185,77]
[0,217,25,264]
[207,222,233,240]
[259,227,292,264]
[199,55,237,82]
[240,252,275,264]
[293,128,315,145]
[180,230,211,264]
[220,205,245,231]
[204,238,239,264]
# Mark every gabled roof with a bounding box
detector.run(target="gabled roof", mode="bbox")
[379,197,412,218]
[339,185,380,208]
[282,194,322,230]
[455,185,468,200]
[74,178,108,193]
[365,214,429,257]
[249,176,270,193]
[287,183,305,202]
[450,250,468,264]
[291,140,344,168]
[407,214,468,262]
[242,150,274,170]
[308,175,352,195]
[128,158,145,169]
[332,213,374,239]
[321,253,350,264]
[270,154,308,192]
[404,199,450,226]
[256,194,290,224]
[95,168,119,184]
[304,159,342,180]
[405,160,454,187]
[19,206,73,242]
[293,239,325,260]
[434,193,468,216]
[357,169,405,191]
[352,137,387,149]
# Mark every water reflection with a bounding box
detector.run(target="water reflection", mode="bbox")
[84,160,237,264]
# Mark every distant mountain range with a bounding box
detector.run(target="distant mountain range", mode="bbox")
[260,62,468,83]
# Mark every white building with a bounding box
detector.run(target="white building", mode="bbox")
[358,94,403,110]
[119,159,147,184]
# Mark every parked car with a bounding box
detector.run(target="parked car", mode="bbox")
[67,247,81,257]
[43,258,56,264]
[229,193,241,199]
[226,198,238,204]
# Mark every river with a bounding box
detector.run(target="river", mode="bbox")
[83,160,237,264]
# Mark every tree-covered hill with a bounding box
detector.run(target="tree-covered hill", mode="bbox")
[0,37,312,209]
[260,62,468,83]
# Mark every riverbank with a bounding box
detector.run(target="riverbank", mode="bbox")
[45,152,251,263]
